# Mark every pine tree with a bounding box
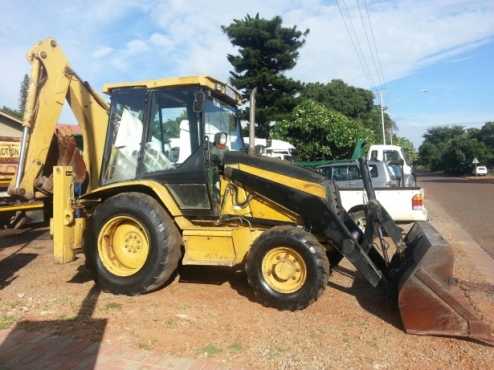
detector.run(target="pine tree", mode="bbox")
[18,74,30,117]
[222,14,308,138]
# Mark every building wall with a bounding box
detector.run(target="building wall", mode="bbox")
[0,122,22,137]
[0,111,23,138]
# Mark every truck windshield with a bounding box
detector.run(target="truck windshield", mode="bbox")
[204,98,244,150]
[383,150,401,162]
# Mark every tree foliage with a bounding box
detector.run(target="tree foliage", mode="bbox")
[272,100,375,161]
[222,14,308,138]
[418,124,493,174]
[0,74,30,121]
[476,122,494,149]
[0,106,22,120]
[302,79,373,118]
[393,136,417,164]
[301,79,395,142]
[440,135,490,175]
[357,106,396,144]
[18,74,29,116]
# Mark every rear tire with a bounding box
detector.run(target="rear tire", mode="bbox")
[245,226,330,310]
[84,192,182,295]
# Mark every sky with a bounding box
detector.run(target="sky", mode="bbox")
[0,0,493,147]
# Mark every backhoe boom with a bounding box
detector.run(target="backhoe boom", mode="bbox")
[9,38,109,199]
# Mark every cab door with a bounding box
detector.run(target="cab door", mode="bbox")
[139,87,215,217]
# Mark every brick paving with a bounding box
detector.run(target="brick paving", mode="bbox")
[0,328,237,370]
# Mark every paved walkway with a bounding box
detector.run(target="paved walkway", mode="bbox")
[0,327,234,370]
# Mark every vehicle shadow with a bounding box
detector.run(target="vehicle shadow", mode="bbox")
[328,266,403,330]
[178,264,403,329]
[178,265,256,302]
[0,227,49,249]
[0,228,48,290]
[0,245,37,290]
[0,286,106,370]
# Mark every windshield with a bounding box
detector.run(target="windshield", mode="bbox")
[383,150,401,162]
[204,98,244,150]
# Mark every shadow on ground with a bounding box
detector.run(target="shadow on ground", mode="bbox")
[0,286,106,370]
[178,265,255,302]
[0,228,49,290]
[178,264,403,331]
[0,227,49,249]
[0,246,37,290]
[328,266,403,330]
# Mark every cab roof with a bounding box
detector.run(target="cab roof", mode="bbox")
[103,75,242,104]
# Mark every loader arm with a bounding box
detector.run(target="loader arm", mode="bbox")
[9,38,109,200]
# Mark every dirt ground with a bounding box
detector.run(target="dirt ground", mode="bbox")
[1,213,494,369]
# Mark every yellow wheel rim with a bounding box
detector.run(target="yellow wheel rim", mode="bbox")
[98,215,150,277]
[261,247,307,294]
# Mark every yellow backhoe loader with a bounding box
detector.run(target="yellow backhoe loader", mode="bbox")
[2,38,493,345]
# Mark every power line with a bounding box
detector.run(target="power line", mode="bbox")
[358,0,389,143]
[336,0,377,87]
[356,0,384,87]
[362,0,385,86]
[336,0,389,144]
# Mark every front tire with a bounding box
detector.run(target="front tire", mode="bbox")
[245,226,330,310]
[84,192,182,295]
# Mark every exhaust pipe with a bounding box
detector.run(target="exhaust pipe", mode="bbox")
[248,87,257,156]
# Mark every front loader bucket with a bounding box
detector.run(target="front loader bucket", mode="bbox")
[397,222,494,345]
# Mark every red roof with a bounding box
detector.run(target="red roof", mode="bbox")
[56,124,81,135]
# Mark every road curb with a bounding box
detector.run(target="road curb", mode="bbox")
[427,197,494,286]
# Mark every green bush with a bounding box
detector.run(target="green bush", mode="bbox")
[272,100,375,161]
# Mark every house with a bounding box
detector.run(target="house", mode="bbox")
[0,111,23,137]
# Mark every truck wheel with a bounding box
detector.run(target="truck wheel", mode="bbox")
[245,226,329,310]
[84,192,182,295]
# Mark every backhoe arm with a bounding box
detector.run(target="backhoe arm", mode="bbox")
[9,38,109,199]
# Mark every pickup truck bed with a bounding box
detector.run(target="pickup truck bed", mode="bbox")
[339,186,428,223]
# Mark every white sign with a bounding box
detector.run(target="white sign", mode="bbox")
[472,157,480,165]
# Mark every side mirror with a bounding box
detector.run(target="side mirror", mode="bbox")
[214,132,228,150]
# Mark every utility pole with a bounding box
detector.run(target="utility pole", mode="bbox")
[379,90,386,145]
[248,87,257,156]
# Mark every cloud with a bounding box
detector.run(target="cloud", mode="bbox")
[1,0,493,131]
[92,46,114,59]
[149,33,174,49]
[125,39,150,55]
[286,0,494,86]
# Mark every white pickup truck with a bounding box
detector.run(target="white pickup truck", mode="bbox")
[339,187,427,229]
[315,160,428,228]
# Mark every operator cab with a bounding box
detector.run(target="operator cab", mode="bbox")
[101,76,244,217]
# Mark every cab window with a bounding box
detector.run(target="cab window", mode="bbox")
[383,150,400,162]
[347,165,360,180]
[332,166,349,181]
[142,88,200,173]
[369,164,378,178]
[204,98,243,150]
[103,89,146,184]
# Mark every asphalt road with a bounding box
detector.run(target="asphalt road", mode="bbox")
[419,174,494,258]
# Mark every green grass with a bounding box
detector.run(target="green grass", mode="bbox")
[199,343,222,357]
[104,302,122,311]
[164,318,177,328]
[0,316,16,330]
[228,342,242,353]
